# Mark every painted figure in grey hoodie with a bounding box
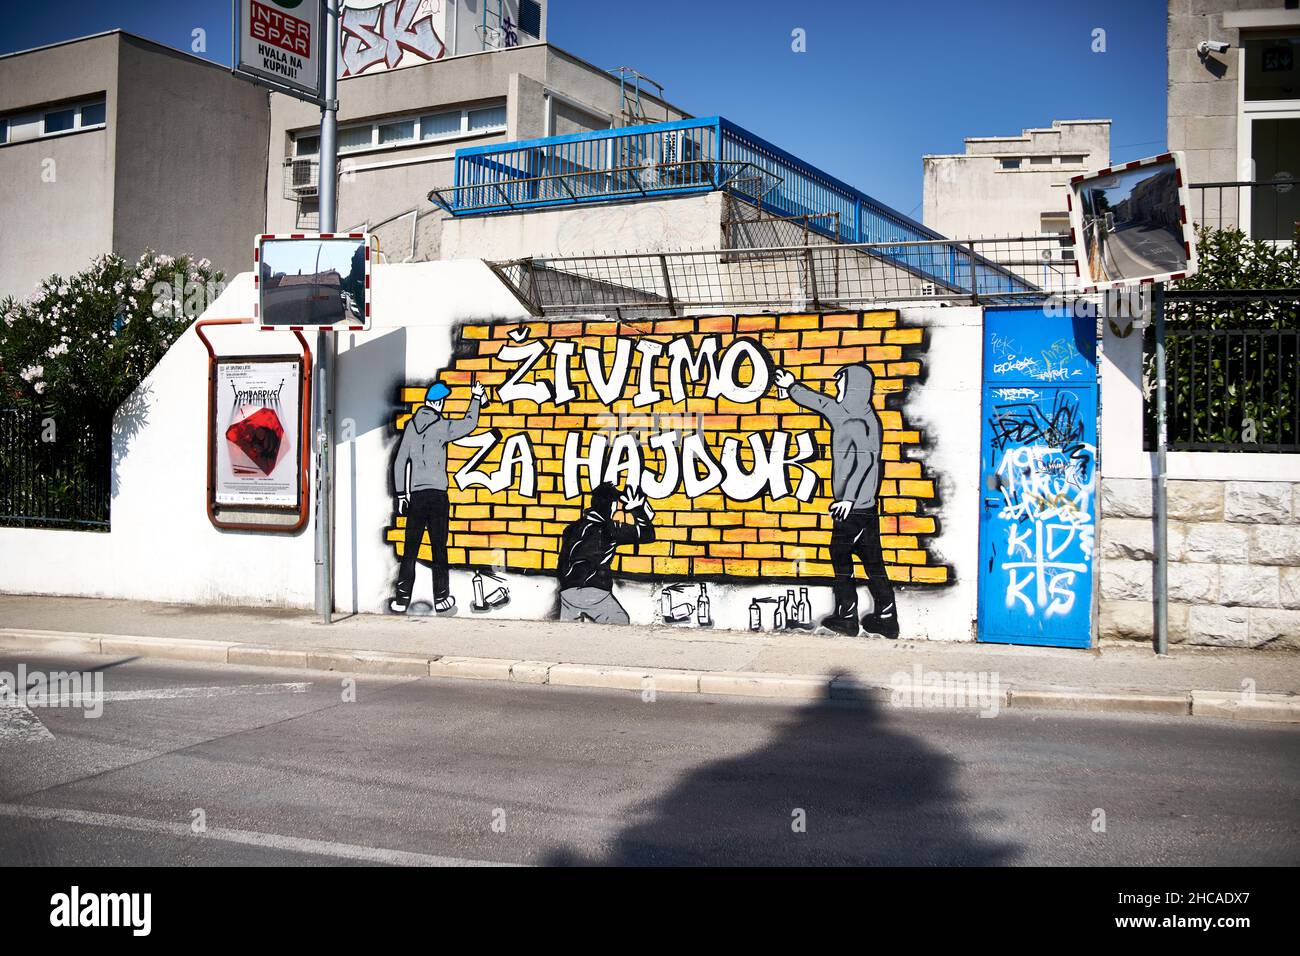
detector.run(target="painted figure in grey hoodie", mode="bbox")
[390,378,485,614]
[775,363,899,638]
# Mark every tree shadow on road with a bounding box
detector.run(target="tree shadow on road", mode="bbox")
[544,681,1018,866]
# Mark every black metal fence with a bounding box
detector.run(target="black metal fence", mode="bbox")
[0,408,111,528]
[1145,294,1300,453]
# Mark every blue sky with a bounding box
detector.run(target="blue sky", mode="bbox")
[1,0,1168,217]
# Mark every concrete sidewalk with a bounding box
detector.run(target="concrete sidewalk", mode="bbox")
[2,594,1298,721]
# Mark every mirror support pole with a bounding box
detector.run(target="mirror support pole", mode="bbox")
[1152,282,1168,656]
[314,0,340,625]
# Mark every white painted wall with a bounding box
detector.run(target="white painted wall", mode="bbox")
[894,306,984,641]
[439,192,724,261]
[0,260,527,610]
[0,263,984,642]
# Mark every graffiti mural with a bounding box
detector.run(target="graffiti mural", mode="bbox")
[386,312,951,636]
[978,307,1097,648]
[340,0,445,77]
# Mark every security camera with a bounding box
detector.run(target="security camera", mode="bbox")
[1198,40,1231,56]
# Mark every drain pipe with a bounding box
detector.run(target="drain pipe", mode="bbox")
[1153,283,1169,655]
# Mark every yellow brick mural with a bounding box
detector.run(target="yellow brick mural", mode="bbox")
[385,311,950,633]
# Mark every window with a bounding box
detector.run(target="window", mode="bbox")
[999,158,1021,170]
[1029,156,1054,165]
[1245,34,1300,101]
[0,95,105,146]
[1059,154,1086,165]
[288,101,506,160]
[469,105,507,131]
[338,125,375,152]
[1040,213,1070,234]
[378,119,415,144]
[518,0,542,38]
[80,101,106,127]
[43,108,76,134]
[420,111,461,139]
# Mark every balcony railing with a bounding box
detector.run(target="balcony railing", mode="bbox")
[440,117,1038,296]
[1189,180,1299,240]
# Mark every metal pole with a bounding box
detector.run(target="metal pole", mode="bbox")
[314,0,340,624]
[1153,282,1169,655]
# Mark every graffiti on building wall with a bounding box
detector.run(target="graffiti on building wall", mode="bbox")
[341,0,445,77]
[987,387,1096,620]
[385,312,951,637]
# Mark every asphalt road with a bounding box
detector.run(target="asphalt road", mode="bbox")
[1102,222,1186,278]
[1,650,1296,866]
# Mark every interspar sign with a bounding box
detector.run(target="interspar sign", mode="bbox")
[236,0,323,102]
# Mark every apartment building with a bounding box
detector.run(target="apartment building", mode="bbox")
[267,43,689,260]
[922,119,1111,241]
[0,32,269,298]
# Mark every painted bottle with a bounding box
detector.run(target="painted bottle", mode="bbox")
[749,599,761,631]
[774,595,787,630]
[472,570,486,610]
[697,583,712,627]
[786,589,796,627]
[798,587,812,625]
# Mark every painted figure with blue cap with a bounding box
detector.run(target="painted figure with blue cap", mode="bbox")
[390,376,487,613]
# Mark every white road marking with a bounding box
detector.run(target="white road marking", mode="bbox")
[0,803,522,867]
[0,683,311,742]
[44,682,312,706]
[0,705,54,743]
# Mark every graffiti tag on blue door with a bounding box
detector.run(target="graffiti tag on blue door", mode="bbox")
[978,308,1097,647]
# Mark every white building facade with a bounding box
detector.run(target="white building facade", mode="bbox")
[922,119,1111,241]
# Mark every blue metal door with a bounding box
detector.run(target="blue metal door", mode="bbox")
[978,306,1098,648]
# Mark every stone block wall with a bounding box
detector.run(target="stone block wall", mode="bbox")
[1099,477,1300,648]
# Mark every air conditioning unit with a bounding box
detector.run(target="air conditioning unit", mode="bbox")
[656,129,706,186]
[285,159,319,200]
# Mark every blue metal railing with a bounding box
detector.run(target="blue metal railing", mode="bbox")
[452,118,721,211]
[446,117,1036,295]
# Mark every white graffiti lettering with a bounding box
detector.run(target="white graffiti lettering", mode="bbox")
[340,0,444,78]
[493,333,772,410]
[559,429,817,503]
[453,430,536,497]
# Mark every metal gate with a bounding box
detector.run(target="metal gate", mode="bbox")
[977,306,1098,648]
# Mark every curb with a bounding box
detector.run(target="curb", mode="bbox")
[1,627,1297,722]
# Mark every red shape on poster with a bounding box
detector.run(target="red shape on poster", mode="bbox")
[226,407,286,476]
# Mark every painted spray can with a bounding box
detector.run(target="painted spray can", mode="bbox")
[472,571,487,610]
[749,599,761,631]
